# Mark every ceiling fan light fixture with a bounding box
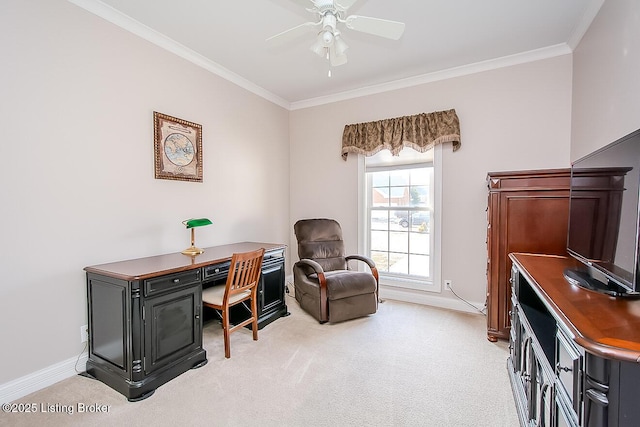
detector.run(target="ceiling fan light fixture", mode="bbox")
[268,0,406,71]
[310,37,326,57]
[321,29,334,46]
[334,35,348,56]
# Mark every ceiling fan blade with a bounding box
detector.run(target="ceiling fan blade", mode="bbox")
[344,15,406,40]
[291,0,315,6]
[335,0,360,10]
[266,20,321,44]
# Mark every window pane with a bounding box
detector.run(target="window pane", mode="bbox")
[388,186,408,207]
[389,171,407,186]
[409,231,430,255]
[410,168,429,185]
[389,231,408,253]
[371,251,389,273]
[371,171,390,208]
[408,211,430,232]
[409,254,430,277]
[388,252,408,275]
[410,185,429,207]
[370,230,388,252]
[371,172,389,187]
[370,210,389,231]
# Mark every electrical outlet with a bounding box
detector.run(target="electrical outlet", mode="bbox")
[80,324,88,343]
[444,280,452,290]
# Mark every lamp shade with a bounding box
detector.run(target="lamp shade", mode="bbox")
[183,218,212,229]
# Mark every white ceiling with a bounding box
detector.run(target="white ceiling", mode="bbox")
[71,0,604,109]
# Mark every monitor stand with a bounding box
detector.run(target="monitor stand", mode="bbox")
[563,268,640,298]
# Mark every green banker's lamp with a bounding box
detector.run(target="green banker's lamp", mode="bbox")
[181,218,212,256]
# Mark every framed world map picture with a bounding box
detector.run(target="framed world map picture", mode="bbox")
[153,111,203,182]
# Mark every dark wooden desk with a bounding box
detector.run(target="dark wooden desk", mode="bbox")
[84,242,287,401]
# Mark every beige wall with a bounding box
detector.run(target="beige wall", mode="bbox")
[290,55,573,307]
[571,0,640,160]
[0,0,290,384]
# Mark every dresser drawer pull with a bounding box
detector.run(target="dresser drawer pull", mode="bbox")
[173,278,180,283]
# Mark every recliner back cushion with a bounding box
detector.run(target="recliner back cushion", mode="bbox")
[294,219,347,272]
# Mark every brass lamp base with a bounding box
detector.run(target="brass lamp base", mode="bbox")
[182,246,205,256]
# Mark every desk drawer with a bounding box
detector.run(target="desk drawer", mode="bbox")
[264,249,285,265]
[203,262,230,281]
[144,270,201,297]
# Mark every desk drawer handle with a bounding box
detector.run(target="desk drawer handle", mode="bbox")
[173,278,180,283]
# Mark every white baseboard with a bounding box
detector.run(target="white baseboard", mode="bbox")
[0,351,88,404]
[380,285,486,315]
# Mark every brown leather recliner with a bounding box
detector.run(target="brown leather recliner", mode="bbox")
[293,218,379,323]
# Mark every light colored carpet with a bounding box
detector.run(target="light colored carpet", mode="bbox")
[1,297,519,427]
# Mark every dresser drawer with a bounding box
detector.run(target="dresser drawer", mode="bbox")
[556,328,582,419]
[144,269,201,297]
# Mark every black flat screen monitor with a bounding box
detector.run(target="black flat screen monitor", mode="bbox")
[565,128,640,297]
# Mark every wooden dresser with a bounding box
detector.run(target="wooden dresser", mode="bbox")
[509,253,640,426]
[486,169,571,342]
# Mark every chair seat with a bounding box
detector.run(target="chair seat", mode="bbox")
[202,285,251,307]
[309,270,377,300]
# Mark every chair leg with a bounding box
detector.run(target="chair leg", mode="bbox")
[251,298,258,341]
[222,308,231,359]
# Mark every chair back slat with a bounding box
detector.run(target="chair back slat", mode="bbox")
[226,248,265,297]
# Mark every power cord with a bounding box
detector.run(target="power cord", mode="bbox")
[74,340,95,379]
[448,283,487,315]
[285,281,296,298]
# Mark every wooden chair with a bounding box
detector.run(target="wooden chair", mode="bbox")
[201,248,265,358]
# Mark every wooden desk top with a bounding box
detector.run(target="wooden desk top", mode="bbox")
[84,242,286,281]
[511,253,640,363]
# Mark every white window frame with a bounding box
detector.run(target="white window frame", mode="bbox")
[358,145,442,293]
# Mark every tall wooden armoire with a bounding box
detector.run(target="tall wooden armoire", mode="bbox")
[486,169,570,342]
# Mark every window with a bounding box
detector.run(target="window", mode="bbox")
[362,147,440,292]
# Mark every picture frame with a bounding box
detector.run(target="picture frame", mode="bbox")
[153,111,203,182]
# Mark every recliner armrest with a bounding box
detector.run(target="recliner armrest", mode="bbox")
[295,258,329,322]
[345,255,379,292]
[296,258,325,275]
[346,254,375,269]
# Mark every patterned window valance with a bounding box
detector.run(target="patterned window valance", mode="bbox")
[341,109,461,160]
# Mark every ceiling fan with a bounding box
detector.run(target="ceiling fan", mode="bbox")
[266,0,406,69]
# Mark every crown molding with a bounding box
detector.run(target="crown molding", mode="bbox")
[566,0,605,50]
[68,0,291,109]
[69,0,591,112]
[290,44,572,110]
